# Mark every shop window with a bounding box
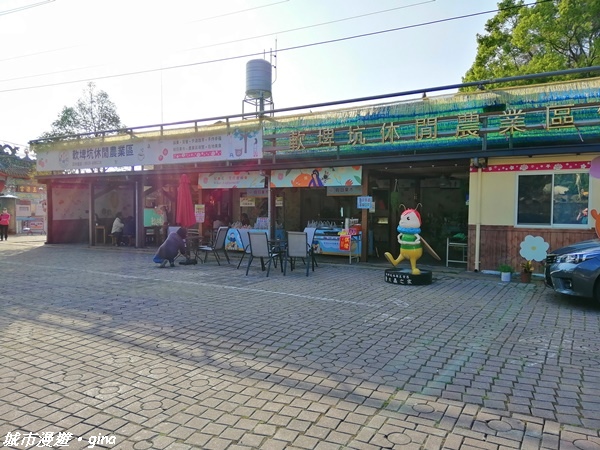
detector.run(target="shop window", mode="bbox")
[516,173,589,226]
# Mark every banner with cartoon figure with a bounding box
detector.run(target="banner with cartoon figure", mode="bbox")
[271,166,361,188]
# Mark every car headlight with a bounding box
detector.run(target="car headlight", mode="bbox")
[557,253,600,264]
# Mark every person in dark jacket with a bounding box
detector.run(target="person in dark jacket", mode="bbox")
[153,227,188,268]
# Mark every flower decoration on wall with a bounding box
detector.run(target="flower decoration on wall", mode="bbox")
[519,235,550,262]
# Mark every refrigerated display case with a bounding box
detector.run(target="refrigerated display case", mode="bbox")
[311,228,361,259]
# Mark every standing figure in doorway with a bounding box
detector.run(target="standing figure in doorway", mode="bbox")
[213,215,224,230]
[240,213,251,227]
[0,208,10,241]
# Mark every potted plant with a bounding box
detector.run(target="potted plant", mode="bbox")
[498,263,513,282]
[520,260,534,283]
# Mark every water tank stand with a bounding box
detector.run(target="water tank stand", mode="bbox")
[242,94,274,119]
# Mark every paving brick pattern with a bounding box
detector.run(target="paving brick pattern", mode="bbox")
[0,236,599,449]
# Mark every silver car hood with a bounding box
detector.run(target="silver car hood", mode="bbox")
[549,239,600,256]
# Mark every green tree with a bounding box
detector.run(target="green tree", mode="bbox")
[462,0,600,89]
[39,82,125,139]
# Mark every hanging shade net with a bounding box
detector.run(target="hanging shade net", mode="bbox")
[176,174,197,228]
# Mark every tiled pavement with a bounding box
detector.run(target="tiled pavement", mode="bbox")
[1,235,599,450]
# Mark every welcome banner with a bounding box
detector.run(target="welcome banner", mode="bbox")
[36,126,263,171]
[198,171,266,189]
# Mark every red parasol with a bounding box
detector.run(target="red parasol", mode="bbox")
[176,174,197,228]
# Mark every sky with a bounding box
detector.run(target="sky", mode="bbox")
[0,0,502,156]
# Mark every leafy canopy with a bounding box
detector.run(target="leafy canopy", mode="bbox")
[39,82,125,139]
[462,0,600,89]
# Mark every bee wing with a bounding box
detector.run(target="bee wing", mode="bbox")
[420,236,441,261]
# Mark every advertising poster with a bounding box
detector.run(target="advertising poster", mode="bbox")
[271,166,362,187]
[339,234,351,251]
[195,204,205,224]
[240,197,256,207]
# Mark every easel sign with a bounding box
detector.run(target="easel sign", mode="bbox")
[339,233,360,264]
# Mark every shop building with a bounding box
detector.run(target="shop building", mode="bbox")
[32,76,600,272]
[0,149,45,235]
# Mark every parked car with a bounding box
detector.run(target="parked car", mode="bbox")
[545,239,600,303]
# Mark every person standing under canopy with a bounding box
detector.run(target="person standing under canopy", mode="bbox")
[111,212,125,246]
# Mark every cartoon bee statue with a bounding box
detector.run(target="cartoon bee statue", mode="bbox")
[590,208,600,237]
[384,204,440,274]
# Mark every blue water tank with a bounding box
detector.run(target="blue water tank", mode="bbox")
[246,59,272,99]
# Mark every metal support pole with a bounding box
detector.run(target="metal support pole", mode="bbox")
[135,179,144,248]
[89,183,94,247]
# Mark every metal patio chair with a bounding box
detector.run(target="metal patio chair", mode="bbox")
[284,231,314,276]
[245,231,282,277]
[303,226,318,268]
[197,226,230,265]
[236,228,252,269]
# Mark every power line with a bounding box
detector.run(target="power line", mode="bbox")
[0,0,54,16]
[0,45,78,63]
[182,0,435,52]
[0,0,549,94]
[187,0,289,23]
[0,63,105,84]
[0,0,288,66]
[0,0,434,84]
[0,138,27,147]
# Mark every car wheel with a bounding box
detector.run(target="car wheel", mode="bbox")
[593,279,600,305]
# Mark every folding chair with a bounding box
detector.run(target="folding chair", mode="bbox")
[284,231,314,276]
[246,231,281,276]
[197,226,230,265]
[303,227,318,268]
[236,228,252,269]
